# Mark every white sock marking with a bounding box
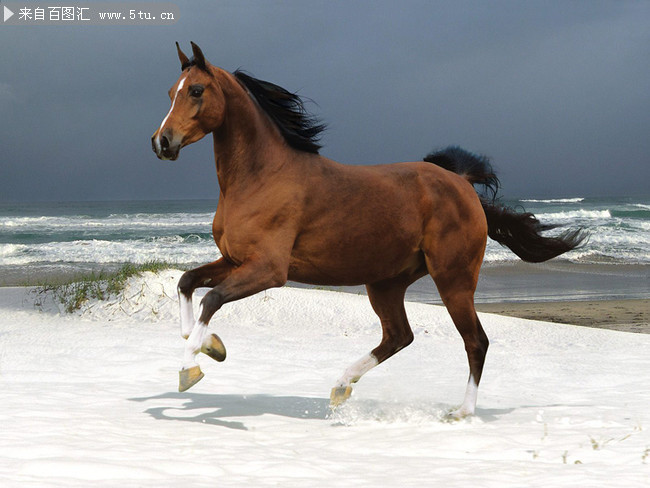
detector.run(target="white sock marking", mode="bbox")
[183,314,209,370]
[336,353,379,388]
[178,288,194,339]
[451,374,479,418]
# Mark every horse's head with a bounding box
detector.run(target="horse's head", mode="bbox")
[151,42,226,160]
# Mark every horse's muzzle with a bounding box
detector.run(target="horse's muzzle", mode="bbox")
[151,129,181,161]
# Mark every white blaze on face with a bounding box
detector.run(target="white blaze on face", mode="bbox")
[154,74,187,152]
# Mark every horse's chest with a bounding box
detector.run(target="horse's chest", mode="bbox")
[211,212,229,257]
[211,213,249,265]
[211,210,224,241]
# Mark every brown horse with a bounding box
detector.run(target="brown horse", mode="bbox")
[152,42,584,417]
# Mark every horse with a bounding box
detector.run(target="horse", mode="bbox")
[151,42,584,418]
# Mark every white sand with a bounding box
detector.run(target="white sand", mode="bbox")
[0,270,649,487]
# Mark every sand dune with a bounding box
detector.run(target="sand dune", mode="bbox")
[1,270,649,487]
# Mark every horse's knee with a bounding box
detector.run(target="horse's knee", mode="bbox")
[178,270,197,296]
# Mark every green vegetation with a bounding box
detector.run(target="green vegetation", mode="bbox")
[34,261,178,313]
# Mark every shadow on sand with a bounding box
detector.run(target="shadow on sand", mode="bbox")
[129,391,517,430]
[129,392,331,430]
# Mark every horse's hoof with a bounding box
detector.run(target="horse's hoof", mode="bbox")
[330,386,353,408]
[445,407,472,421]
[201,333,226,362]
[179,365,204,392]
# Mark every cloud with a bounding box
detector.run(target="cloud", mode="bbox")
[0,0,649,201]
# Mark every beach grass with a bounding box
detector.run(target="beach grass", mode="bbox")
[33,261,180,313]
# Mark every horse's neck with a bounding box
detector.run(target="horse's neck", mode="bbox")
[212,73,287,194]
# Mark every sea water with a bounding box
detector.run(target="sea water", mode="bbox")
[1,197,649,300]
[0,200,219,285]
[486,196,650,264]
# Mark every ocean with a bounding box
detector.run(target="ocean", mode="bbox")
[1,196,649,302]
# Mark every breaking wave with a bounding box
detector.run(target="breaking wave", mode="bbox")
[1,197,649,276]
[520,197,584,203]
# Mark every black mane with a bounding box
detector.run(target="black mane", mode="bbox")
[234,70,326,154]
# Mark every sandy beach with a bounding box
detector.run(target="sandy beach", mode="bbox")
[476,299,649,334]
[288,262,650,334]
[475,263,650,334]
[4,261,649,336]
[2,270,650,487]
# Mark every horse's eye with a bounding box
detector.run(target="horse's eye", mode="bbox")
[189,85,204,98]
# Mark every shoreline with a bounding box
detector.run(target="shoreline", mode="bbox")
[2,261,648,334]
[1,290,646,337]
[476,298,649,334]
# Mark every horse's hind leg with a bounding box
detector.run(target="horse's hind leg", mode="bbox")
[445,292,488,418]
[430,267,488,418]
[331,279,414,406]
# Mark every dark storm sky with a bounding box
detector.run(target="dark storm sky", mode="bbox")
[1,0,649,202]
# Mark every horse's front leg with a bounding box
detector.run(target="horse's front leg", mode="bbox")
[179,257,288,392]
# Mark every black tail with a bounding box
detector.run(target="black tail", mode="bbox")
[479,203,586,263]
[424,146,587,263]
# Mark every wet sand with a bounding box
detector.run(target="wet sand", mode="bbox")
[476,299,649,334]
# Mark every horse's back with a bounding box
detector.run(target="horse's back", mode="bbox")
[335,159,487,237]
[350,159,489,271]
[285,157,486,285]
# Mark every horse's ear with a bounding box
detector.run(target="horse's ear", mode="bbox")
[176,42,190,70]
[190,41,207,71]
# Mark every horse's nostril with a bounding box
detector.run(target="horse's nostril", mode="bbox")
[160,135,170,150]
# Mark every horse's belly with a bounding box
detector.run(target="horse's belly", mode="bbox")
[287,233,423,286]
